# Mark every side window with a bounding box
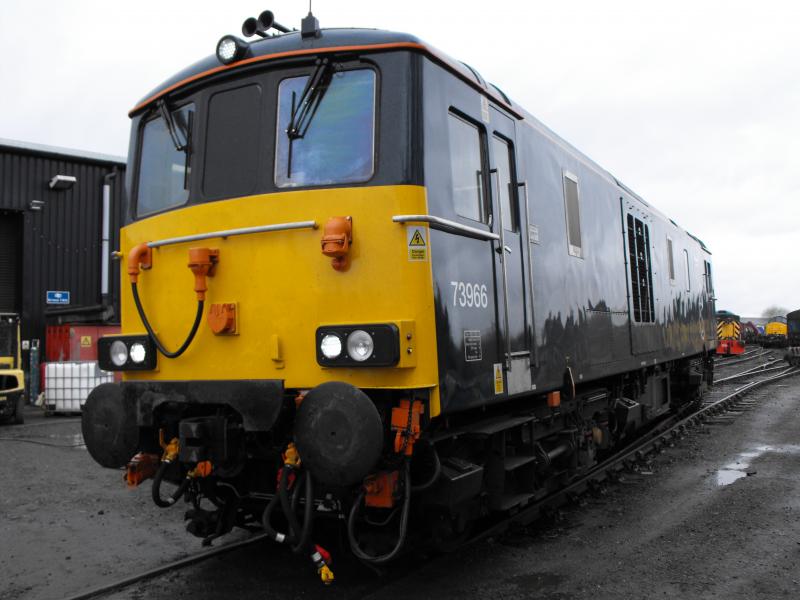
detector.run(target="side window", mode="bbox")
[448,112,487,223]
[666,237,675,282]
[684,249,691,292]
[563,171,582,257]
[627,214,655,323]
[704,260,713,295]
[204,84,262,199]
[492,136,517,231]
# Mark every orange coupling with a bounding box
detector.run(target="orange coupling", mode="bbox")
[320,216,352,271]
[391,399,424,456]
[187,248,219,301]
[159,430,180,463]
[364,470,400,508]
[127,243,153,283]
[207,303,237,335]
[283,442,301,468]
[124,452,160,488]
[188,460,213,479]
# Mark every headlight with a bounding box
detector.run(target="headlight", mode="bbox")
[216,35,247,65]
[316,325,399,367]
[320,334,343,359]
[109,340,128,367]
[347,330,374,362]
[129,342,147,364]
[98,336,157,371]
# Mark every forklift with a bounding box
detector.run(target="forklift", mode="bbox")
[0,313,25,424]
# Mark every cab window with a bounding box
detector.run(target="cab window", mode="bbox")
[275,68,376,188]
[136,103,194,217]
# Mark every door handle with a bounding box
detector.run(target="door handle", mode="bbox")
[495,245,512,254]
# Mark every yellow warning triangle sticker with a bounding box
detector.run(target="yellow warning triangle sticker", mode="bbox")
[409,230,426,246]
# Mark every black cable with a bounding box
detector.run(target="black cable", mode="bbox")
[347,460,411,564]
[131,282,204,359]
[411,441,442,493]
[152,462,190,508]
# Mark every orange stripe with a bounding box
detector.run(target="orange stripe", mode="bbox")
[129,41,520,117]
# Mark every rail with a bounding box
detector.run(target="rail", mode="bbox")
[392,215,500,242]
[147,221,318,249]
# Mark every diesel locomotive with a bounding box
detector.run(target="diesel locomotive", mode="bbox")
[82,10,716,581]
[715,310,745,355]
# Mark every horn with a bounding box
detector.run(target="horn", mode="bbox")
[258,10,290,34]
[242,17,265,38]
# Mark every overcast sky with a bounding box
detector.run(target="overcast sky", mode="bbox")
[1,1,797,317]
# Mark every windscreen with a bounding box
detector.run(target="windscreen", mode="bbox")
[275,69,376,188]
[136,104,194,217]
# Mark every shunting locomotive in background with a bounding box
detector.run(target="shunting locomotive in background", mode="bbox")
[715,310,744,356]
[82,9,716,581]
[761,315,788,348]
[784,309,800,366]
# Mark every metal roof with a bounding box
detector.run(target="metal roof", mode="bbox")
[0,137,126,166]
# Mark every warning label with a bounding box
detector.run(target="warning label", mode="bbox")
[406,226,428,261]
[493,363,504,395]
[464,330,482,362]
[80,335,92,348]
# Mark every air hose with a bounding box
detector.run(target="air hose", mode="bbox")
[347,459,412,564]
[411,440,442,493]
[131,282,203,359]
[262,467,315,554]
[151,461,191,508]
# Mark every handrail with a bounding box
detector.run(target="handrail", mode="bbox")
[147,221,318,249]
[392,215,499,241]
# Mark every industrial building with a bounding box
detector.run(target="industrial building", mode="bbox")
[0,138,126,382]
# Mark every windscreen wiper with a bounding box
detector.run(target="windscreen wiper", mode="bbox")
[157,98,188,152]
[286,57,334,140]
[157,98,193,189]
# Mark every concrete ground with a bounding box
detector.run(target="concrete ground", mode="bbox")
[2,377,800,600]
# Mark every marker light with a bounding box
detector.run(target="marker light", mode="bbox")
[216,35,247,65]
[110,340,129,367]
[347,330,374,362]
[129,342,147,364]
[320,334,343,360]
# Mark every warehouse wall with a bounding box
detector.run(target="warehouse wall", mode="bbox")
[0,143,126,347]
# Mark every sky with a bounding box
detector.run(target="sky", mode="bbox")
[1,0,798,317]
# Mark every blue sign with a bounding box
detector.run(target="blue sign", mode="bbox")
[46,290,70,305]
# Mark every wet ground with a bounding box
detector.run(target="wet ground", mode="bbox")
[3,377,800,600]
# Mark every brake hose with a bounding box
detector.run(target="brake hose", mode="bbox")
[131,282,203,359]
[152,461,191,508]
[347,460,412,564]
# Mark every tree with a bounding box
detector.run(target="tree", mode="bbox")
[761,305,789,318]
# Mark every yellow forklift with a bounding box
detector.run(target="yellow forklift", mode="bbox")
[0,313,25,424]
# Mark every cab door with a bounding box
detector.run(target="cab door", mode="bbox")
[489,107,532,394]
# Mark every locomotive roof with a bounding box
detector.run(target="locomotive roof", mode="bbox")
[130,26,709,252]
[130,28,520,117]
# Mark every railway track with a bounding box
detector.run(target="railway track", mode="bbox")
[61,360,798,599]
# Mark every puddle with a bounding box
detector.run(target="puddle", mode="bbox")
[714,444,800,486]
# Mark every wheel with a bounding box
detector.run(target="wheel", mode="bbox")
[12,395,25,425]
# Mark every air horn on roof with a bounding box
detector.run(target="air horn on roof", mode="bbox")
[242,10,291,38]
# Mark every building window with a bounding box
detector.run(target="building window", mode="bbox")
[666,237,675,282]
[448,112,487,223]
[627,214,655,323]
[684,249,691,292]
[563,171,582,257]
